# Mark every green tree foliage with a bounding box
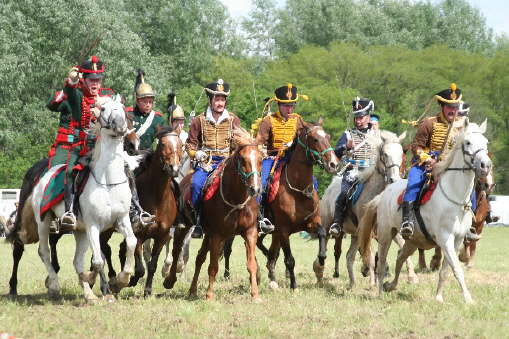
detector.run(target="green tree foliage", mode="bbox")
[1,0,508,195]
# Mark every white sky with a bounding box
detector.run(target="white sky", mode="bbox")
[220,0,509,36]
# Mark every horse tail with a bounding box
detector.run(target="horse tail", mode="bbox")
[6,158,48,245]
[357,193,381,267]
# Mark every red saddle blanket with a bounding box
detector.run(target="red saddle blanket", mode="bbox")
[267,165,283,203]
[203,162,225,201]
[397,182,437,206]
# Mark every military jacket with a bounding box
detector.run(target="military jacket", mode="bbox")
[256,112,305,154]
[127,107,165,150]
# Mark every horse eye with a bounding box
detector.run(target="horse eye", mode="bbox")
[466,141,471,146]
[314,138,318,143]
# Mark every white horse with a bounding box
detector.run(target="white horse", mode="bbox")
[317,130,414,288]
[359,119,491,303]
[30,97,137,302]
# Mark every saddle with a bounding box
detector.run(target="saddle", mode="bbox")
[397,180,437,206]
[203,162,226,201]
[267,163,284,203]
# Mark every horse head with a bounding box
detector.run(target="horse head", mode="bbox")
[97,95,128,137]
[298,118,339,173]
[156,125,183,177]
[233,128,262,197]
[377,130,406,184]
[463,119,492,178]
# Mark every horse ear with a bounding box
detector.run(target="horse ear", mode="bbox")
[479,118,487,134]
[398,130,407,142]
[317,116,324,126]
[114,94,122,103]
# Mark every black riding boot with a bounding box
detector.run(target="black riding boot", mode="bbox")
[258,206,274,234]
[400,201,415,239]
[60,177,77,232]
[191,207,203,239]
[126,166,154,231]
[329,193,347,237]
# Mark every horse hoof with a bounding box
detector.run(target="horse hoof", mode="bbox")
[408,276,419,284]
[103,294,116,303]
[205,293,214,300]
[163,276,176,289]
[333,272,340,278]
[144,289,152,298]
[382,282,394,292]
[268,281,279,289]
[161,264,170,278]
[48,289,61,300]
[435,295,444,303]
[252,296,263,303]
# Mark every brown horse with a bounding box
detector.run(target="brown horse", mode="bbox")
[100,126,183,296]
[164,130,263,300]
[258,121,339,289]
[417,173,496,271]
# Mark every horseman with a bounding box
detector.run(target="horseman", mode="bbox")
[46,56,115,230]
[329,97,380,237]
[167,89,188,143]
[255,83,309,234]
[185,79,241,237]
[125,70,165,227]
[400,84,479,241]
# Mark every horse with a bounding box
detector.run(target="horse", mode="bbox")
[319,130,415,288]
[256,120,339,290]
[417,169,496,271]
[8,98,137,302]
[164,129,264,300]
[358,119,491,303]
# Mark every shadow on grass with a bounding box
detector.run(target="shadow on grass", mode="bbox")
[1,290,81,306]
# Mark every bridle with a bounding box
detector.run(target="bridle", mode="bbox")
[446,132,488,172]
[376,144,402,183]
[158,132,182,175]
[296,126,334,169]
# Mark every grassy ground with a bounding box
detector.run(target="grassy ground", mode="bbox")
[0,227,508,338]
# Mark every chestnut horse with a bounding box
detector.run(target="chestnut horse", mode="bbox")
[164,130,263,300]
[257,121,339,289]
[99,126,183,297]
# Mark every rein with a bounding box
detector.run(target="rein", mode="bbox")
[90,169,128,187]
[219,146,260,221]
[376,144,401,183]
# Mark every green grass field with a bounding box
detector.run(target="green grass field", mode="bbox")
[1,227,508,338]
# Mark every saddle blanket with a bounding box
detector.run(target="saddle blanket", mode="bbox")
[203,162,225,201]
[267,164,283,203]
[397,182,437,206]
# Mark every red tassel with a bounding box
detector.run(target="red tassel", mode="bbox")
[91,55,98,63]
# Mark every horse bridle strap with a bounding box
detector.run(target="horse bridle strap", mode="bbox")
[90,169,128,187]
[218,161,251,221]
[284,166,314,199]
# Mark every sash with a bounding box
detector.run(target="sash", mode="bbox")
[136,111,155,138]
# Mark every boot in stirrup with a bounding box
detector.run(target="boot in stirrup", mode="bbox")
[258,208,274,234]
[329,196,346,238]
[400,201,415,240]
[60,179,77,232]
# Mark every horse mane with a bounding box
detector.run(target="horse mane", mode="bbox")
[379,130,400,144]
[432,123,473,177]
[156,125,174,139]
[233,127,256,147]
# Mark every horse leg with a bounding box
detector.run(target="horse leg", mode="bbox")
[439,237,473,304]
[256,232,270,258]
[128,242,145,287]
[466,241,476,268]
[345,235,359,289]
[164,226,188,289]
[111,215,137,293]
[8,241,24,296]
[383,242,418,292]
[394,234,418,283]
[333,233,344,278]
[313,224,328,285]
[161,230,173,278]
[100,229,116,279]
[267,233,281,289]
[143,239,152,268]
[144,238,165,297]
[49,233,64,274]
[38,220,60,298]
[189,234,210,298]
[417,248,428,272]
[206,235,223,300]
[243,227,261,301]
[179,229,192,274]
[280,234,297,290]
[223,237,234,280]
[376,232,393,297]
[430,246,442,271]
[73,231,98,303]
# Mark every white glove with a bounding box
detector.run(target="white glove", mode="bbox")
[195,150,208,162]
[68,66,80,84]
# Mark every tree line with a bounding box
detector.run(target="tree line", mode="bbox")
[1,0,508,193]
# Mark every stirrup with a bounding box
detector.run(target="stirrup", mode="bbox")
[400,220,414,239]
[328,222,342,238]
[258,218,275,235]
[60,211,77,231]
[139,211,155,226]
[191,225,203,239]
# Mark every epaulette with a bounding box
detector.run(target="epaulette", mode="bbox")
[154,111,162,117]
[125,106,134,113]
